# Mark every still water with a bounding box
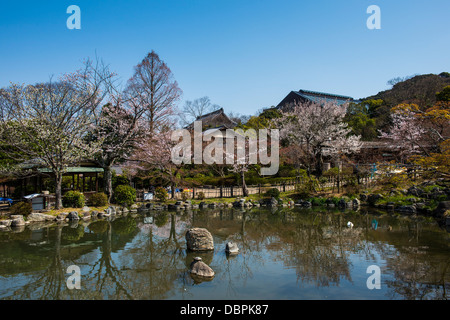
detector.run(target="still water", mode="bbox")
[0,207,448,300]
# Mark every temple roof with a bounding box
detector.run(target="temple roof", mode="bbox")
[185,108,237,130]
[277,89,358,109]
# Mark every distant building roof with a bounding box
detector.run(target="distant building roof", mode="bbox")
[277,89,358,109]
[185,108,237,130]
[37,167,104,173]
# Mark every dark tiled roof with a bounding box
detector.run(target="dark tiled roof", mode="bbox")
[186,108,237,130]
[277,89,358,108]
[294,89,355,106]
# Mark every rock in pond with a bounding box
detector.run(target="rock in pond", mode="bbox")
[189,257,215,278]
[185,228,214,251]
[67,211,80,221]
[10,215,25,227]
[27,213,56,222]
[225,241,239,255]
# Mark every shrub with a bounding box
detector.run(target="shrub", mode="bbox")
[63,191,85,208]
[295,183,311,200]
[181,191,190,201]
[89,192,108,207]
[197,191,205,200]
[265,188,280,199]
[10,202,33,216]
[310,197,326,206]
[155,187,168,203]
[114,185,136,207]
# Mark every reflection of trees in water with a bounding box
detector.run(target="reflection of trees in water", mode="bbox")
[378,219,450,300]
[1,208,448,300]
[385,246,449,300]
[117,212,188,299]
[1,217,140,299]
[4,225,68,299]
[244,209,355,288]
[82,217,137,299]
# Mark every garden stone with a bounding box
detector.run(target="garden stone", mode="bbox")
[407,186,424,197]
[67,211,80,221]
[185,228,214,251]
[27,213,56,222]
[189,257,215,278]
[57,212,68,221]
[0,219,12,227]
[225,242,239,255]
[233,200,244,207]
[433,201,450,218]
[338,199,347,208]
[397,205,416,214]
[268,197,278,207]
[11,215,25,227]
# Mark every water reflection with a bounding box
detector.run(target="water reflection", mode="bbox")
[0,207,448,300]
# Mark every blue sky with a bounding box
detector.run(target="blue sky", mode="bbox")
[1,0,449,116]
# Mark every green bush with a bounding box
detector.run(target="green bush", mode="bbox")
[154,187,168,203]
[114,185,136,207]
[63,191,86,208]
[181,191,190,201]
[89,192,108,207]
[310,197,326,206]
[197,191,205,200]
[10,202,33,216]
[265,188,280,199]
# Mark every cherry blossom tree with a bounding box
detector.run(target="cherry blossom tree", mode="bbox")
[127,125,183,198]
[379,110,426,160]
[90,94,148,202]
[0,59,116,209]
[379,103,449,160]
[275,100,361,176]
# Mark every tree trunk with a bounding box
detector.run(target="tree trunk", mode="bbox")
[104,165,113,203]
[316,151,324,177]
[171,183,176,199]
[241,171,249,197]
[55,173,63,210]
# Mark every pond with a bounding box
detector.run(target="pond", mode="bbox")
[0,206,449,300]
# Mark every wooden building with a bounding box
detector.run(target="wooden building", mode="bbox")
[185,108,237,131]
[277,89,357,110]
[0,160,104,200]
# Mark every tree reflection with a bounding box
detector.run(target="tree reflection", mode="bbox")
[0,207,448,300]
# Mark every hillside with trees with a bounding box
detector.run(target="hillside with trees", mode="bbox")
[344,72,450,139]
[364,72,450,107]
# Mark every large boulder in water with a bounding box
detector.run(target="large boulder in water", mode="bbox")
[189,257,215,278]
[185,228,214,251]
